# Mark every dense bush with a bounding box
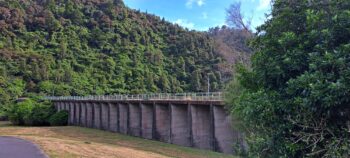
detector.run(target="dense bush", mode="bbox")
[0,107,7,121]
[228,0,350,157]
[6,99,34,125]
[0,0,226,97]
[24,104,56,126]
[49,110,69,126]
[6,99,56,126]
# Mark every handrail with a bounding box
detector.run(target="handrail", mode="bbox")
[44,92,223,101]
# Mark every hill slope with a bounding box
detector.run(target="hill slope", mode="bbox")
[0,0,228,104]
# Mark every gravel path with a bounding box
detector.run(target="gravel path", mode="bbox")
[0,136,47,158]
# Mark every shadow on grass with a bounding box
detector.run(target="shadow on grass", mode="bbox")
[0,121,12,127]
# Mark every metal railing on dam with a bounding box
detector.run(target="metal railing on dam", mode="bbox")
[45,92,223,102]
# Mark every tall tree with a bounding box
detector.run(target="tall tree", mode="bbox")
[228,0,350,157]
[226,1,252,32]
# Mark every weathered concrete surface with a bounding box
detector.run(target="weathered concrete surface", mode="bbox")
[154,104,171,143]
[61,103,65,111]
[69,102,75,125]
[129,103,141,137]
[171,104,191,146]
[108,103,118,132]
[50,100,237,154]
[213,105,235,153]
[55,102,61,111]
[101,103,109,130]
[93,103,101,129]
[191,105,213,150]
[118,103,129,134]
[141,104,153,139]
[86,102,94,128]
[58,102,64,111]
[80,102,87,127]
[54,102,59,111]
[65,102,69,111]
[74,103,81,126]
[0,137,48,158]
[61,102,65,111]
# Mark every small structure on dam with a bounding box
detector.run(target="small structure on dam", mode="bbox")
[46,92,244,154]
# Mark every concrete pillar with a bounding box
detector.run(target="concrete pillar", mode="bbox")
[101,103,110,130]
[80,102,87,127]
[170,104,191,146]
[54,102,60,111]
[118,103,129,134]
[154,104,171,143]
[65,102,69,111]
[129,103,141,137]
[93,103,102,129]
[141,104,153,139]
[58,102,64,111]
[86,102,94,128]
[69,102,75,125]
[191,104,213,150]
[213,105,241,154]
[188,104,193,147]
[60,102,64,110]
[74,102,81,126]
[56,102,60,111]
[108,103,118,132]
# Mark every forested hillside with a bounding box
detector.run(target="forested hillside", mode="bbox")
[208,26,252,82]
[0,0,231,105]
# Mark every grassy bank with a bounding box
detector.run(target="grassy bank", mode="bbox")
[0,122,235,158]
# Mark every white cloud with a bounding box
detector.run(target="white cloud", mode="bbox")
[201,12,208,19]
[186,0,205,8]
[257,0,271,10]
[174,19,195,29]
[197,0,205,6]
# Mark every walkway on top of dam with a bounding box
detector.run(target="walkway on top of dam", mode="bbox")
[45,92,224,105]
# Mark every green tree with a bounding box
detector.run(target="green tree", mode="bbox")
[0,0,227,100]
[229,0,350,157]
[191,70,202,91]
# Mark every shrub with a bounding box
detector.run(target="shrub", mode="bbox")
[0,115,7,121]
[0,105,7,121]
[24,104,56,126]
[49,110,69,126]
[6,99,34,125]
[6,99,55,126]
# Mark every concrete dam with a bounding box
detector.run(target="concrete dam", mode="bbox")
[47,92,244,154]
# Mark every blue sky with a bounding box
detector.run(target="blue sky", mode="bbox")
[124,0,271,31]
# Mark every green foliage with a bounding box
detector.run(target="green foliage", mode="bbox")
[0,106,7,121]
[6,99,35,125]
[0,77,25,106]
[228,0,350,157]
[0,0,225,98]
[49,110,68,126]
[6,99,55,126]
[24,103,56,126]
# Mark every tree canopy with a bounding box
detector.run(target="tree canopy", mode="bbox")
[0,0,230,106]
[228,0,350,157]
